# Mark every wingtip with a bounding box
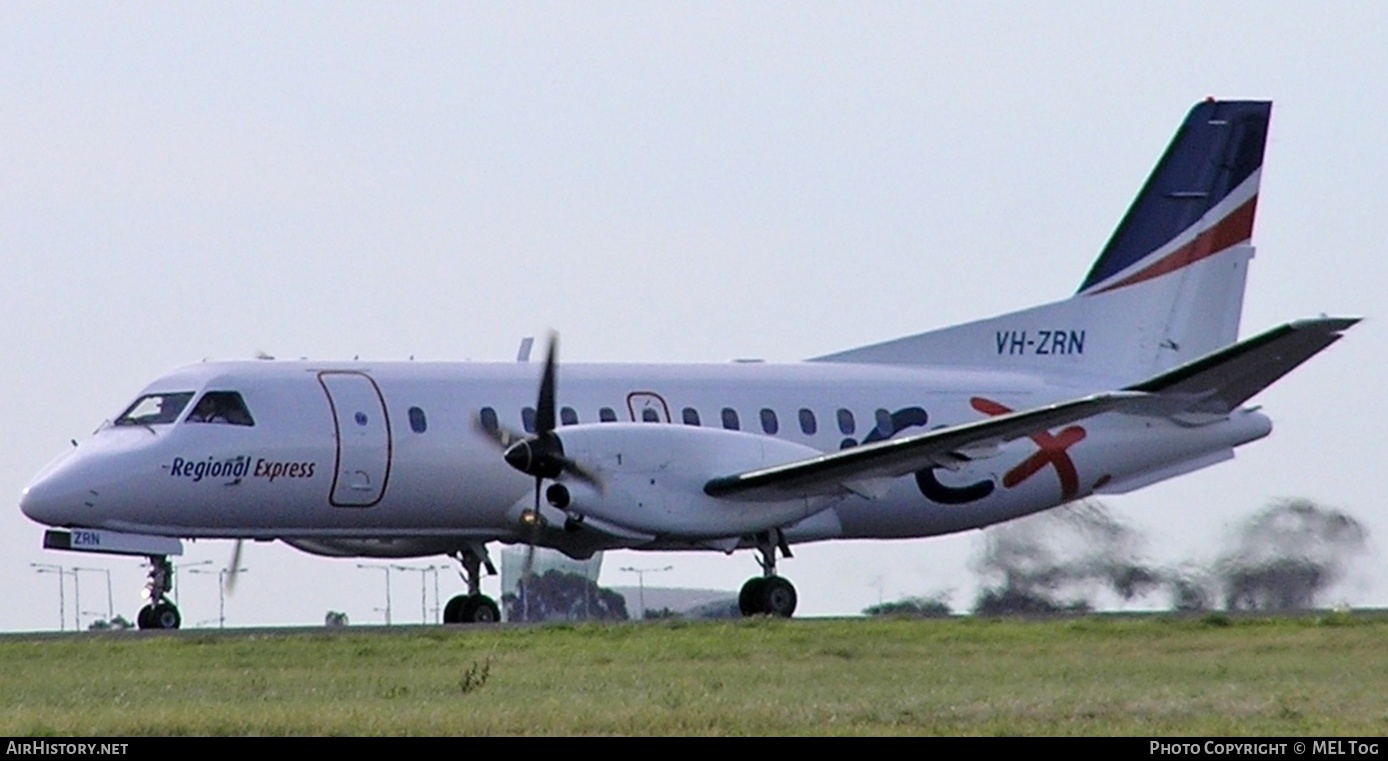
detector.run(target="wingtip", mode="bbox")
[1289,316,1361,334]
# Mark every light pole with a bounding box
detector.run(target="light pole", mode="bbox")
[391,565,441,624]
[357,564,392,625]
[172,559,213,608]
[189,565,248,628]
[31,563,69,631]
[620,565,672,619]
[73,567,114,624]
[430,566,441,624]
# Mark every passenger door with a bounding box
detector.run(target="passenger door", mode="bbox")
[318,371,392,507]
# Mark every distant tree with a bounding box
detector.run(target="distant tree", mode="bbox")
[1215,499,1368,612]
[973,587,1090,616]
[87,614,133,631]
[502,570,629,622]
[1169,576,1213,612]
[643,607,680,620]
[324,611,350,627]
[863,596,952,618]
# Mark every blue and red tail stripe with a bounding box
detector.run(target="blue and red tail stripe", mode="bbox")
[1079,99,1271,295]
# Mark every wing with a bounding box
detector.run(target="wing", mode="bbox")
[1124,316,1359,414]
[703,391,1147,501]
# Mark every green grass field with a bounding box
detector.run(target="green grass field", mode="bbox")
[3,614,1386,736]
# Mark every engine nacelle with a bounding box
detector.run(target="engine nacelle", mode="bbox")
[553,423,830,539]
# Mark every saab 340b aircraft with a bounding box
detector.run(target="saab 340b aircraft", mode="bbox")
[20,99,1356,628]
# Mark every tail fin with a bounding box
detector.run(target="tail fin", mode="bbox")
[812,99,1273,385]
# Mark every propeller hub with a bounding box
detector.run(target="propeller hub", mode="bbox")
[503,434,565,480]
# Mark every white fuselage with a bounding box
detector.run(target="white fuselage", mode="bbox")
[19,358,1272,560]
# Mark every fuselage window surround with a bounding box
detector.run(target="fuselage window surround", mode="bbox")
[114,391,195,427]
[760,408,779,435]
[875,408,893,437]
[560,407,579,426]
[641,408,661,423]
[479,407,500,433]
[521,407,537,433]
[599,407,617,423]
[408,406,427,434]
[799,408,817,436]
[721,407,740,431]
[837,408,855,435]
[185,391,255,426]
[682,407,701,426]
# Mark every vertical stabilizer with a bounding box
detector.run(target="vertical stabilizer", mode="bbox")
[812,100,1272,385]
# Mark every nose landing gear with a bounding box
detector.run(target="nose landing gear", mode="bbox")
[738,530,798,618]
[136,556,181,630]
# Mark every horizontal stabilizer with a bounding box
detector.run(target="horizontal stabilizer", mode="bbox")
[1125,317,1359,414]
[705,391,1146,501]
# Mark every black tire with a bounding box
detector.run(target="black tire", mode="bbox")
[443,594,468,624]
[760,577,797,618]
[469,596,500,623]
[137,604,154,630]
[151,602,181,630]
[738,577,768,617]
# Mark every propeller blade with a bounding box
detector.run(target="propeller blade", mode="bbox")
[224,539,243,595]
[474,414,526,450]
[523,478,542,576]
[557,456,605,495]
[535,332,558,435]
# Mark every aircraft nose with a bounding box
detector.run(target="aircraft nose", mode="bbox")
[19,457,92,527]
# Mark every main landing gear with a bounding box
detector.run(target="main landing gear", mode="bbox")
[443,544,501,624]
[136,555,182,630]
[738,530,798,618]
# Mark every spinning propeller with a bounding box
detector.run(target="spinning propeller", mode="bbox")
[475,334,601,577]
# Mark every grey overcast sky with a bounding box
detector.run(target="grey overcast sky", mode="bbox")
[3,3,1384,630]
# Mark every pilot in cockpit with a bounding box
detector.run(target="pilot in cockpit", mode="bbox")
[185,392,254,426]
[186,395,229,424]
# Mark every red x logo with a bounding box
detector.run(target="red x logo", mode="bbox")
[970,397,1085,500]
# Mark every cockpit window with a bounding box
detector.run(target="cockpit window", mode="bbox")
[185,391,255,426]
[115,392,195,426]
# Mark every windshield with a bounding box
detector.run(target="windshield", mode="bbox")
[113,392,195,427]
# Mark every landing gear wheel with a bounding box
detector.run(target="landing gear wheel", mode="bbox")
[739,577,768,617]
[139,601,181,630]
[760,577,797,618]
[461,596,500,623]
[153,601,181,629]
[444,594,467,624]
[444,594,500,624]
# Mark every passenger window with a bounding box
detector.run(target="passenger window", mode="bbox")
[560,407,579,426]
[479,407,499,432]
[721,408,740,431]
[186,391,255,426]
[599,407,617,423]
[875,408,893,437]
[798,408,817,435]
[837,408,855,435]
[760,408,779,434]
[641,408,661,423]
[408,406,427,433]
[521,407,536,433]
[682,407,701,426]
[116,392,194,427]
